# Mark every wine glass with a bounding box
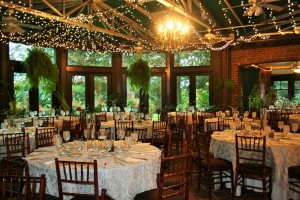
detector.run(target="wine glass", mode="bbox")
[73,139,83,152]
[251,112,257,119]
[65,111,69,116]
[60,110,65,117]
[117,130,125,141]
[292,123,299,133]
[104,139,112,153]
[53,134,63,149]
[63,131,71,143]
[131,132,138,143]
[278,121,284,132]
[98,129,107,141]
[282,125,290,138]
[38,119,44,127]
[125,135,133,148]
[243,111,249,118]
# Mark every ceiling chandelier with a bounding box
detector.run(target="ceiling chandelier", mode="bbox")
[157,18,190,52]
[292,62,300,73]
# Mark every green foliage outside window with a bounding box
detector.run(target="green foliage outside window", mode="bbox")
[174,50,210,67]
[68,49,112,66]
[9,41,55,62]
[72,75,86,110]
[122,52,166,68]
[196,76,209,109]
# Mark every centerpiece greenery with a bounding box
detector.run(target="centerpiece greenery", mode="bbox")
[216,79,236,90]
[127,58,152,95]
[23,48,69,111]
[249,84,277,110]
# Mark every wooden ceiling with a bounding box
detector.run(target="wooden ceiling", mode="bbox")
[0,0,299,52]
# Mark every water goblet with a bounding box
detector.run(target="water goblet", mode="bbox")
[63,131,71,143]
[243,111,249,118]
[282,125,290,138]
[60,110,65,117]
[131,132,138,143]
[292,123,298,133]
[38,119,44,127]
[125,135,133,148]
[105,139,112,153]
[73,139,83,152]
[53,134,63,149]
[98,129,107,141]
[34,111,38,116]
[278,121,284,132]
[251,112,257,119]
[117,130,125,141]
[65,111,69,116]
[30,111,35,118]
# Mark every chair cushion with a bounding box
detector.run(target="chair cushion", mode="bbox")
[238,163,272,177]
[289,166,300,179]
[200,158,232,171]
[134,188,158,200]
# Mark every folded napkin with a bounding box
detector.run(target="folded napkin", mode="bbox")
[115,156,141,163]
[35,147,56,152]
[44,160,55,165]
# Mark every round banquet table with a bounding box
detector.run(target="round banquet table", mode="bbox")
[210,130,300,200]
[25,141,161,200]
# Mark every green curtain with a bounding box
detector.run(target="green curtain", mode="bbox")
[239,67,260,111]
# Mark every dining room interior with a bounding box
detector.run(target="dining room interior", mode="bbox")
[1,0,300,200]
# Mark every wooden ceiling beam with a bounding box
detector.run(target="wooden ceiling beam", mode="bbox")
[93,0,154,43]
[65,0,91,17]
[0,1,143,42]
[223,0,244,26]
[155,0,210,29]
[40,0,63,16]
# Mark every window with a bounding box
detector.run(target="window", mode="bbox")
[274,81,288,102]
[126,78,140,112]
[72,75,86,110]
[294,81,300,102]
[9,41,55,62]
[174,50,210,67]
[94,76,108,112]
[39,82,52,112]
[13,72,29,112]
[122,52,166,68]
[196,76,209,109]
[68,49,112,67]
[177,76,190,110]
[149,76,162,113]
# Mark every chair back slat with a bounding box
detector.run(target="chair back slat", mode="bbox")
[159,153,191,199]
[55,158,100,200]
[5,133,30,158]
[0,174,46,200]
[35,127,57,149]
[235,135,266,168]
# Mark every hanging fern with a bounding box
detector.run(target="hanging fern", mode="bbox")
[127,58,152,94]
[23,48,58,90]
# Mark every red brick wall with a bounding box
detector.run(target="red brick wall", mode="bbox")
[221,45,300,106]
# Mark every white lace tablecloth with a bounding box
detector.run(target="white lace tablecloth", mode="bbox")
[101,120,153,139]
[210,130,300,200]
[25,142,161,200]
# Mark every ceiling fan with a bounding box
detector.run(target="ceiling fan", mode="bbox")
[203,29,234,44]
[0,9,42,34]
[243,0,284,17]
